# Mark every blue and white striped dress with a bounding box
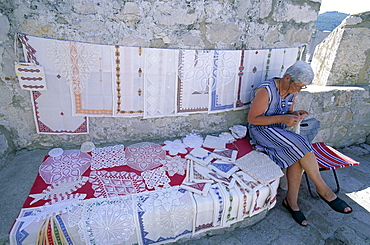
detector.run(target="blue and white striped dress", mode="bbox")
[248,79,312,168]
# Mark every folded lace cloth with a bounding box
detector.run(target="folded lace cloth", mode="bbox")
[234,151,284,185]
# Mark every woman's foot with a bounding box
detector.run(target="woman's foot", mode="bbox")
[317,193,352,214]
[282,198,308,226]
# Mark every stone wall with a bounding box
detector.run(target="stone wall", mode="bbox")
[311,12,370,86]
[0,0,321,151]
[295,85,370,148]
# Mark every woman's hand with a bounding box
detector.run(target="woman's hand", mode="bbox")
[291,110,309,120]
[282,114,301,127]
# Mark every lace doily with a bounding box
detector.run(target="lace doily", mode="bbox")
[162,139,188,156]
[39,152,91,184]
[182,133,204,148]
[80,141,96,153]
[141,167,171,189]
[48,148,64,157]
[137,188,194,242]
[29,176,88,205]
[71,197,136,245]
[234,151,284,185]
[125,145,165,171]
[160,155,187,176]
[91,144,126,170]
[89,170,146,198]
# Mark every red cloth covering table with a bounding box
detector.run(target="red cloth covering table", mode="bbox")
[10,138,282,245]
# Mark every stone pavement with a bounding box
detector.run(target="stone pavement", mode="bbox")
[0,144,369,245]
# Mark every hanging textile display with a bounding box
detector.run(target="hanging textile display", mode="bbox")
[19,34,89,134]
[209,50,241,112]
[17,34,304,134]
[176,50,213,114]
[113,46,145,117]
[143,48,179,118]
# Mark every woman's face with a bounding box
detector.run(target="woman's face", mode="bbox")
[290,81,307,93]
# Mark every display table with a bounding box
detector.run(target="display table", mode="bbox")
[10,138,283,245]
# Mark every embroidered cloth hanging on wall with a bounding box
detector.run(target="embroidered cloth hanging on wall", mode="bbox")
[18,34,302,134]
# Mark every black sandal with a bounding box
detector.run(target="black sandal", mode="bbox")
[317,194,352,214]
[282,198,307,226]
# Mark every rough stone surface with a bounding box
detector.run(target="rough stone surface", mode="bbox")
[295,85,370,148]
[0,0,320,152]
[311,11,370,86]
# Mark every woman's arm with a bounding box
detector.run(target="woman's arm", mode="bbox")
[247,88,301,127]
[288,95,309,120]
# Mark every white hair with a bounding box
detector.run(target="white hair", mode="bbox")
[283,60,314,85]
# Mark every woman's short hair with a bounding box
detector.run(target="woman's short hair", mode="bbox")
[283,60,314,85]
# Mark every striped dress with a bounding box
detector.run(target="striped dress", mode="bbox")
[248,79,312,168]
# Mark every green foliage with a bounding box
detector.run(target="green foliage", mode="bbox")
[314,11,349,31]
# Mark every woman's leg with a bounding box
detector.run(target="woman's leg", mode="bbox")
[286,161,303,209]
[285,161,308,225]
[297,152,351,213]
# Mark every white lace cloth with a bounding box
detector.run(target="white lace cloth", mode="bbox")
[234,151,284,185]
[162,139,188,156]
[125,144,165,171]
[161,155,187,176]
[91,144,126,170]
[141,167,171,189]
[39,152,91,184]
[182,133,204,148]
[29,176,88,205]
[69,196,137,245]
[89,170,146,198]
[137,187,194,242]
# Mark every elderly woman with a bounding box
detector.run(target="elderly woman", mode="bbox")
[247,61,352,226]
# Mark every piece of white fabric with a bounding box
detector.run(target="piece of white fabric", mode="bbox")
[125,144,165,171]
[177,50,213,114]
[234,151,284,185]
[19,34,89,134]
[209,50,240,112]
[39,152,91,184]
[113,46,145,117]
[91,144,126,170]
[143,48,179,118]
[89,170,146,198]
